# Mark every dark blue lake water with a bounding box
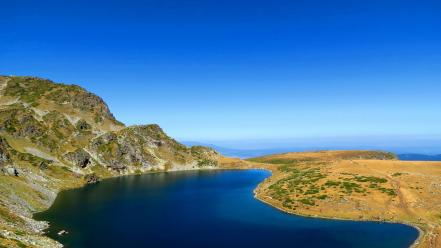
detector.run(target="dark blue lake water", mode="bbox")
[34,170,418,248]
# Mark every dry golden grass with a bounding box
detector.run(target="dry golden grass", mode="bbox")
[221,151,441,248]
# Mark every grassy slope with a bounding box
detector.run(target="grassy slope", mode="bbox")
[220,150,441,248]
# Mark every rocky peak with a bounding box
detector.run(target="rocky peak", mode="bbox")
[0,77,220,174]
[2,76,124,128]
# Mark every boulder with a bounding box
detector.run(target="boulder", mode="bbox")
[84,173,100,184]
[1,165,19,176]
[64,149,92,168]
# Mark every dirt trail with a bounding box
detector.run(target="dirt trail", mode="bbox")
[389,175,417,217]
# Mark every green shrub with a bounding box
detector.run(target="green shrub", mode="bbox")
[299,198,315,206]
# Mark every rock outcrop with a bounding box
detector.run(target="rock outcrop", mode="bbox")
[0,137,17,176]
[0,137,12,165]
[63,149,92,168]
[88,125,218,172]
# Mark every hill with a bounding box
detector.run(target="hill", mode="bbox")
[0,76,219,247]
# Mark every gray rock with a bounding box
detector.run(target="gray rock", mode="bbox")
[0,137,15,175]
[84,173,100,184]
[71,89,116,120]
[1,165,19,176]
[39,161,50,170]
[63,149,92,168]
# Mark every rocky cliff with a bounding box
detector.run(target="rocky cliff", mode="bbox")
[0,76,219,247]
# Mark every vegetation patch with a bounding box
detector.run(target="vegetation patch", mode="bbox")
[352,176,387,183]
[4,77,56,106]
[266,162,330,208]
[324,180,341,187]
[299,198,316,206]
[267,161,397,210]
[340,181,365,194]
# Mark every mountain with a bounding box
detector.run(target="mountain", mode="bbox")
[182,141,303,159]
[183,141,406,159]
[0,76,219,247]
[398,153,441,161]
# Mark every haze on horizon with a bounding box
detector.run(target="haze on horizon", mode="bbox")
[1,1,440,150]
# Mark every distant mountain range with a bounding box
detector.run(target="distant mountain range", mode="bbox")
[182,141,297,158]
[183,141,441,161]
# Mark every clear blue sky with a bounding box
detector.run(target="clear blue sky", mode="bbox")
[1,0,440,146]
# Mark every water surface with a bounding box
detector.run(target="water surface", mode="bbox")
[35,170,418,247]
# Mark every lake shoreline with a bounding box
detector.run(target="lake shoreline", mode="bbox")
[35,167,424,248]
[217,158,427,248]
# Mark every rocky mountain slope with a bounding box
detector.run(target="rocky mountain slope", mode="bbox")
[0,76,219,247]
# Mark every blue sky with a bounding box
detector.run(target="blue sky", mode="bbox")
[1,0,441,149]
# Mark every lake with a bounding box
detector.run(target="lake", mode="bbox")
[34,170,418,248]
